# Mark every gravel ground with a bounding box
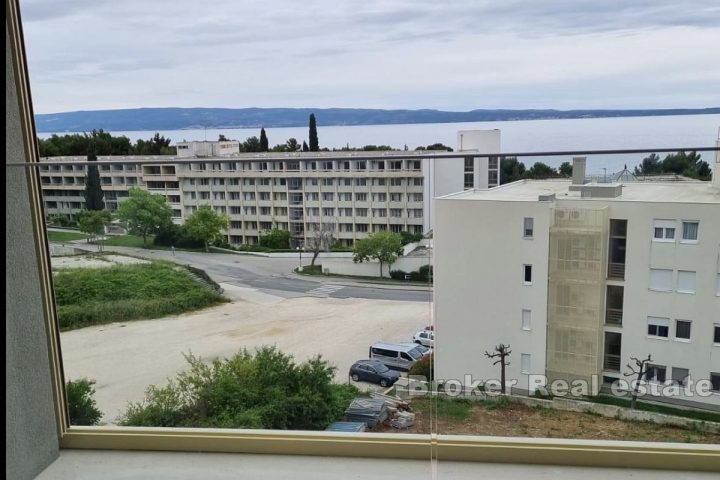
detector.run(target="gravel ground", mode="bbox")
[61,295,431,423]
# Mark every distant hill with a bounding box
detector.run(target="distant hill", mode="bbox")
[34,107,720,133]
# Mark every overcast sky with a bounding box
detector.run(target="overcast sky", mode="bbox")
[20,0,720,114]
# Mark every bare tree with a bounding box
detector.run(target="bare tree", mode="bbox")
[306,221,336,267]
[485,344,511,394]
[624,354,652,410]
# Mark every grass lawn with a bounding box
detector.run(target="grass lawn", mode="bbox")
[103,235,153,248]
[54,261,227,330]
[377,398,720,444]
[47,230,86,242]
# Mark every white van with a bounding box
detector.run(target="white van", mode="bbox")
[369,342,424,371]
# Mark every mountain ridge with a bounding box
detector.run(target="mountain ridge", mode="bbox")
[35,107,720,133]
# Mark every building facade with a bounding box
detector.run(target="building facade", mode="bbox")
[434,158,720,408]
[40,131,501,246]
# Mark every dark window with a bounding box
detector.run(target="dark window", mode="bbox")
[524,265,532,283]
[645,365,666,383]
[711,373,720,392]
[714,325,720,344]
[675,320,691,340]
[648,324,669,337]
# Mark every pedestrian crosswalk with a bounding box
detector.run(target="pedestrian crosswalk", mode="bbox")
[305,284,344,297]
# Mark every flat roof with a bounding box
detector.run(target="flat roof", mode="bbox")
[441,179,720,204]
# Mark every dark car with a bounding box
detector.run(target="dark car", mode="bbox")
[349,359,401,387]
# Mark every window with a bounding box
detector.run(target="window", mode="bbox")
[675,320,691,341]
[652,219,675,241]
[390,178,402,186]
[523,265,532,284]
[649,269,673,292]
[523,217,534,238]
[521,310,531,330]
[711,373,720,392]
[681,221,699,242]
[714,324,720,344]
[676,271,696,294]
[520,354,531,374]
[647,317,669,338]
[671,368,689,387]
[355,193,367,202]
[645,365,667,383]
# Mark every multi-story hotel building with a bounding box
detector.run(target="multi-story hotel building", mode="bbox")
[39,130,501,246]
[434,156,720,408]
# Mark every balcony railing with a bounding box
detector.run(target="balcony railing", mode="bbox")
[607,262,625,279]
[605,308,623,325]
[603,354,621,372]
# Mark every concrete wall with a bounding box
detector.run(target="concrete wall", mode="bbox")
[6,25,60,480]
[434,196,553,392]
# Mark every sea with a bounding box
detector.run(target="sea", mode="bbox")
[38,114,720,175]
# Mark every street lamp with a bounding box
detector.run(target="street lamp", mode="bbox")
[296,244,303,272]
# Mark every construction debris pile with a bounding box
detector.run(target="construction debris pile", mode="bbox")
[342,392,415,430]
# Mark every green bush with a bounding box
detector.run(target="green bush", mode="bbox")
[408,353,434,381]
[258,229,291,249]
[153,222,204,249]
[119,347,359,430]
[54,261,226,330]
[66,378,102,425]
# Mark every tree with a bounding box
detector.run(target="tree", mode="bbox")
[259,128,269,152]
[559,161,573,177]
[308,113,319,151]
[84,152,105,210]
[624,354,652,410]
[306,222,336,266]
[184,205,229,252]
[302,141,309,152]
[66,378,102,426]
[78,209,112,251]
[352,231,403,278]
[415,143,453,151]
[634,153,661,176]
[485,344,511,394]
[258,229,291,249]
[500,157,526,184]
[527,162,558,179]
[218,134,229,141]
[117,187,173,247]
[241,136,262,153]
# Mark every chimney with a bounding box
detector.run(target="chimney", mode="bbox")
[572,157,586,185]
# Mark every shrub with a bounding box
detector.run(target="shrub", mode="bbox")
[66,378,102,425]
[258,229,291,249]
[153,223,204,249]
[389,269,407,280]
[119,346,358,430]
[408,353,434,381]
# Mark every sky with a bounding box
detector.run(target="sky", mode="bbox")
[20,0,720,114]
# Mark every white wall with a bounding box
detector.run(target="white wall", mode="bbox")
[434,197,553,393]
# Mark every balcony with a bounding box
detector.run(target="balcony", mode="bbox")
[603,354,621,372]
[607,262,625,280]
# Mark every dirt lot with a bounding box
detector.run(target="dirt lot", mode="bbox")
[376,399,720,444]
[61,296,430,423]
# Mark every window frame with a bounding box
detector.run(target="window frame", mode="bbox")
[7,3,715,471]
[674,319,692,342]
[680,220,699,243]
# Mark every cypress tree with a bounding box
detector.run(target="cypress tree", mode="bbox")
[308,113,319,152]
[302,141,309,152]
[84,152,105,210]
[260,128,269,152]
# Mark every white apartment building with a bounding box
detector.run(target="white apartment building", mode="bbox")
[434,157,720,408]
[39,131,501,247]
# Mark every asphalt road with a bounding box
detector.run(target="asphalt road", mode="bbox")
[88,245,432,303]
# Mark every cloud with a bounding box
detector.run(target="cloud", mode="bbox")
[19,0,720,113]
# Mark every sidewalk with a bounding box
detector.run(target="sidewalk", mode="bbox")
[289,271,432,291]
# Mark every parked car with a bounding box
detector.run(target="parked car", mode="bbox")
[369,342,424,371]
[400,342,432,357]
[413,330,434,347]
[349,359,401,387]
